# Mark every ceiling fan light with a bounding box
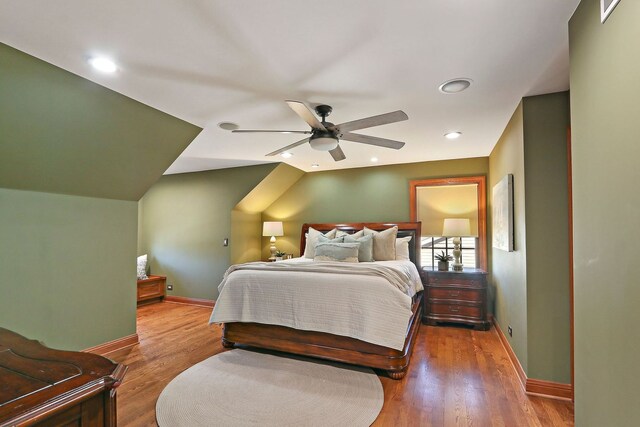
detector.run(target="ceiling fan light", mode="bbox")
[309,136,338,151]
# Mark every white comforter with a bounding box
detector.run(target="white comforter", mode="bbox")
[209,258,422,350]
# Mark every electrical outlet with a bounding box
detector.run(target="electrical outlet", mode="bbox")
[167,284,173,291]
[508,325,513,337]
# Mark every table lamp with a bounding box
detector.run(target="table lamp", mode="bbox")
[442,218,471,271]
[262,221,284,261]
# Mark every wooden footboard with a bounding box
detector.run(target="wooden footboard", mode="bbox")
[222,293,422,379]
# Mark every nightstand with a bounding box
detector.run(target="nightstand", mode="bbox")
[422,268,490,330]
[137,275,166,305]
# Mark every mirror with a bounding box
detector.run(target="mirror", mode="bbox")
[409,176,487,271]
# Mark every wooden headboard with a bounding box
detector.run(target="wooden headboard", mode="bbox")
[300,222,422,269]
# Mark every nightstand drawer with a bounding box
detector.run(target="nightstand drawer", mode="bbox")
[138,281,163,299]
[137,275,166,304]
[428,277,482,288]
[430,303,481,319]
[429,288,481,302]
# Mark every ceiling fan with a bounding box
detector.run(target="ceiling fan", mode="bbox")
[232,100,408,162]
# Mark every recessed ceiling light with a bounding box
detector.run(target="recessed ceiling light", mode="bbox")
[88,57,117,73]
[281,152,293,159]
[218,122,239,131]
[311,163,319,168]
[445,132,462,140]
[439,78,472,94]
[370,157,379,163]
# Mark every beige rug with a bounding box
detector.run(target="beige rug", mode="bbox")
[156,349,384,426]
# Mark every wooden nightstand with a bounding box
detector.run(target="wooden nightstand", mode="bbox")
[137,275,166,305]
[422,268,490,330]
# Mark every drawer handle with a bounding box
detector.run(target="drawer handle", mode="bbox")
[449,306,459,313]
[449,291,460,297]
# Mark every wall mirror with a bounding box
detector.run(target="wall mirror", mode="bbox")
[409,176,487,271]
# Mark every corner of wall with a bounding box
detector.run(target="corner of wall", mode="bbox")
[231,163,305,264]
[488,101,529,373]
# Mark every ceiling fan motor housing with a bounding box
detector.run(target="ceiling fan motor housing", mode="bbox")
[315,104,333,118]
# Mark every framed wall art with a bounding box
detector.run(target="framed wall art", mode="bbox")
[492,174,514,252]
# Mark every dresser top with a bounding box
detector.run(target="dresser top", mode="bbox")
[0,327,126,425]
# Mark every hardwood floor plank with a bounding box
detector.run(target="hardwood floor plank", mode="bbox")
[110,303,573,426]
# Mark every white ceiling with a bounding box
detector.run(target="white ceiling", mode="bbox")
[0,0,580,174]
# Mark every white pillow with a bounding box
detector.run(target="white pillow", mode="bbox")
[137,254,148,280]
[336,229,364,238]
[395,236,412,261]
[363,226,398,261]
[304,227,337,258]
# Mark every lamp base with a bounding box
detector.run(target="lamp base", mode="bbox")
[452,237,463,272]
[269,236,277,261]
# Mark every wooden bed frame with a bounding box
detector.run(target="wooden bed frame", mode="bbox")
[222,222,423,379]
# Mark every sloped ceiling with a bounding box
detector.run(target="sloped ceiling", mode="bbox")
[0,43,201,201]
[0,0,580,174]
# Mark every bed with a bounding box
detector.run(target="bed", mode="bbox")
[210,222,423,379]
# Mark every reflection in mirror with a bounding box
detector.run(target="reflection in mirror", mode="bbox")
[409,177,487,271]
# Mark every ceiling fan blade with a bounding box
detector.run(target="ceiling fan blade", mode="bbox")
[329,145,346,162]
[286,100,326,131]
[341,132,405,149]
[265,137,310,157]
[232,129,311,134]
[336,110,408,133]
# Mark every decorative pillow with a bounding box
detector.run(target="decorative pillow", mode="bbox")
[304,227,338,258]
[335,229,364,238]
[363,226,398,261]
[317,234,345,244]
[314,242,360,263]
[344,234,374,262]
[137,254,148,280]
[395,236,412,261]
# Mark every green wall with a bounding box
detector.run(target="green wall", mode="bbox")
[0,43,201,201]
[0,42,201,351]
[489,102,529,373]
[489,93,571,384]
[522,92,571,382]
[263,158,490,259]
[0,188,137,350]
[138,164,278,300]
[570,0,640,424]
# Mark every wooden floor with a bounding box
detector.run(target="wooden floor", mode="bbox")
[109,302,573,427]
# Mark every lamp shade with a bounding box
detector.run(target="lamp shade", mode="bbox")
[442,218,471,237]
[262,221,284,237]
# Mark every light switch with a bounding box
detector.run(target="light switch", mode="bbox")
[223,238,229,247]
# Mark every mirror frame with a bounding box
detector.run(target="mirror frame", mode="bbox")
[409,176,487,271]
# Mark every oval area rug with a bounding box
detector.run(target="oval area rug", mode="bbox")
[156,349,383,426]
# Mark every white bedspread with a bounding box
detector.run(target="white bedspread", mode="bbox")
[209,258,422,350]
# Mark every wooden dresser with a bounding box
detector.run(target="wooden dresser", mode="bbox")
[0,327,126,426]
[136,275,166,305]
[422,268,490,330]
